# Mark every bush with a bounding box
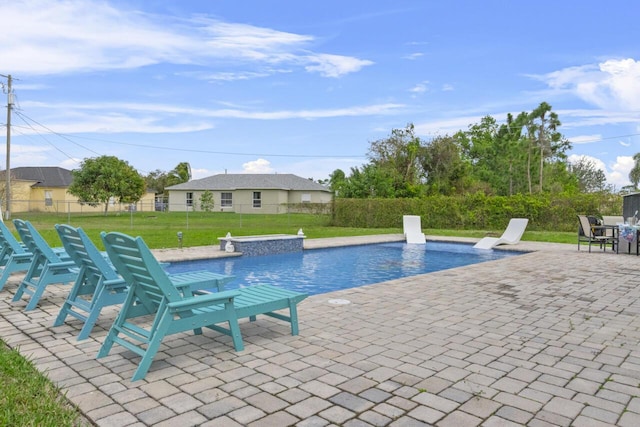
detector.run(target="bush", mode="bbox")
[331,193,622,232]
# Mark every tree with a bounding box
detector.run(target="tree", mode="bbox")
[145,162,192,201]
[144,169,169,195]
[329,169,347,196]
[367,123,424,197]
[199,190,214,212]
[421,135,469,195]
[528,102,571,192]
[457,116,500,193]
[629,153,640,190]
[339,164,395,198]
[570,157,608,193]
[496,112,529,196]
[68,156,146,215]
[167,162,192,187]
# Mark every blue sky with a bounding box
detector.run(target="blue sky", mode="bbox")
[1,0,639,188]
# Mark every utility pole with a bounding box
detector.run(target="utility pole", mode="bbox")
[1,74,12,220]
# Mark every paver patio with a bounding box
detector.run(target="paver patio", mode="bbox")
[2,234,640,426]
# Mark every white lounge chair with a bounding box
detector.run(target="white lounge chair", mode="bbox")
[473,218,528,250]
[403,215,426,244]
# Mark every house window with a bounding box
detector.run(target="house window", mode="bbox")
[186,192,193,207]
[221,192,232,207]
[253,192,261,208]
[45,191,53,206]
[301,193,311,203]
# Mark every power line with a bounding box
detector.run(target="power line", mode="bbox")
[13,110,103,157]
[12,110,79,162]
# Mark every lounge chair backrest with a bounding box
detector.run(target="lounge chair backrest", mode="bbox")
[100,231,184,311]
[403,215,426,244]
[403,215,421,233]
[0,221,27,254]
[502,218,529,242]
[13,219,62,262]
[56,224,119,283]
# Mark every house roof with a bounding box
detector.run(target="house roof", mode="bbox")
[166,173,331,192]
[3,167,73,188]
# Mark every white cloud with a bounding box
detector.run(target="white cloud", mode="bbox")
[568,154,607,172]
[551,108,640,129]
[9,144,52,166]
[0,0,371,78]
[567,134,602,144]
[191,167,217,180]
[534,58,640,111]
[242,158,275,173]
[304,54,374,78]
[608,156,634,188]
[414,115,484,136]
[16,100,404,135]
[403,53,424,60]
[410,81,429,95]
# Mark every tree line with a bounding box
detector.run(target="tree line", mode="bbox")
[67,101,629,215]
[329,102,612,198]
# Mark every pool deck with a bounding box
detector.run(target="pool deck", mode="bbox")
[2,235,640,426]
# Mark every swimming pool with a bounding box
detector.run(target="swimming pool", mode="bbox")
[165,241,522,295]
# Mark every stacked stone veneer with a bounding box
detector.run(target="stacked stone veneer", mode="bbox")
[218,234,305,256]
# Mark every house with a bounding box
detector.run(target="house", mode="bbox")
[0,166,156,213]
[166,173,333,214]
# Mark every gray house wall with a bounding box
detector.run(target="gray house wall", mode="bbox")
[168,189,330,213]
[166,173,332,214]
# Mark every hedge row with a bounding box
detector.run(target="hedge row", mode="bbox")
[330,193,622,232]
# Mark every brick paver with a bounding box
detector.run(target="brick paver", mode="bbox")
[2,235,640,426]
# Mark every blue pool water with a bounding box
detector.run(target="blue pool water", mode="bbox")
[165,242,521,295]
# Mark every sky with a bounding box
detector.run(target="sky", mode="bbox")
[1,0,639,188]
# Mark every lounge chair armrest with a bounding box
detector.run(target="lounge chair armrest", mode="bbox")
[103,278,128,289]
[168,289,240,312]
[50,260,78,268]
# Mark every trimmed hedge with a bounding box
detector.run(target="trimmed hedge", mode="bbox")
[331,193,622,232]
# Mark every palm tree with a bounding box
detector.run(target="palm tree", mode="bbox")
[530,102,562,192]
[167,162,192,186]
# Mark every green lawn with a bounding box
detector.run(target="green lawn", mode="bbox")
[0,341,90,426]
[0,211,575,425]
[9,210,577,248]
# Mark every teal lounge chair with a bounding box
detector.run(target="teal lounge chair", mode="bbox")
[55,224,235,340]
[0,221,34,291]
[99,231,244,381]
[53,224,129,340]
[99,231,308,381]
[11,219,77,311]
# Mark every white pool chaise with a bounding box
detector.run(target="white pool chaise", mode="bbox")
[403,215,426,244]
[473,218,529,250]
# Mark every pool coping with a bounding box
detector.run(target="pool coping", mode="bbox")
[153,233,567,263]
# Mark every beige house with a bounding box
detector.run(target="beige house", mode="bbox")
[166,173,333,214]
[0,167,155,213]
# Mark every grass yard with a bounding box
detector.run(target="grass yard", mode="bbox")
[13,210,394,249]
[8,210,576,248]
[0,341,91,426]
